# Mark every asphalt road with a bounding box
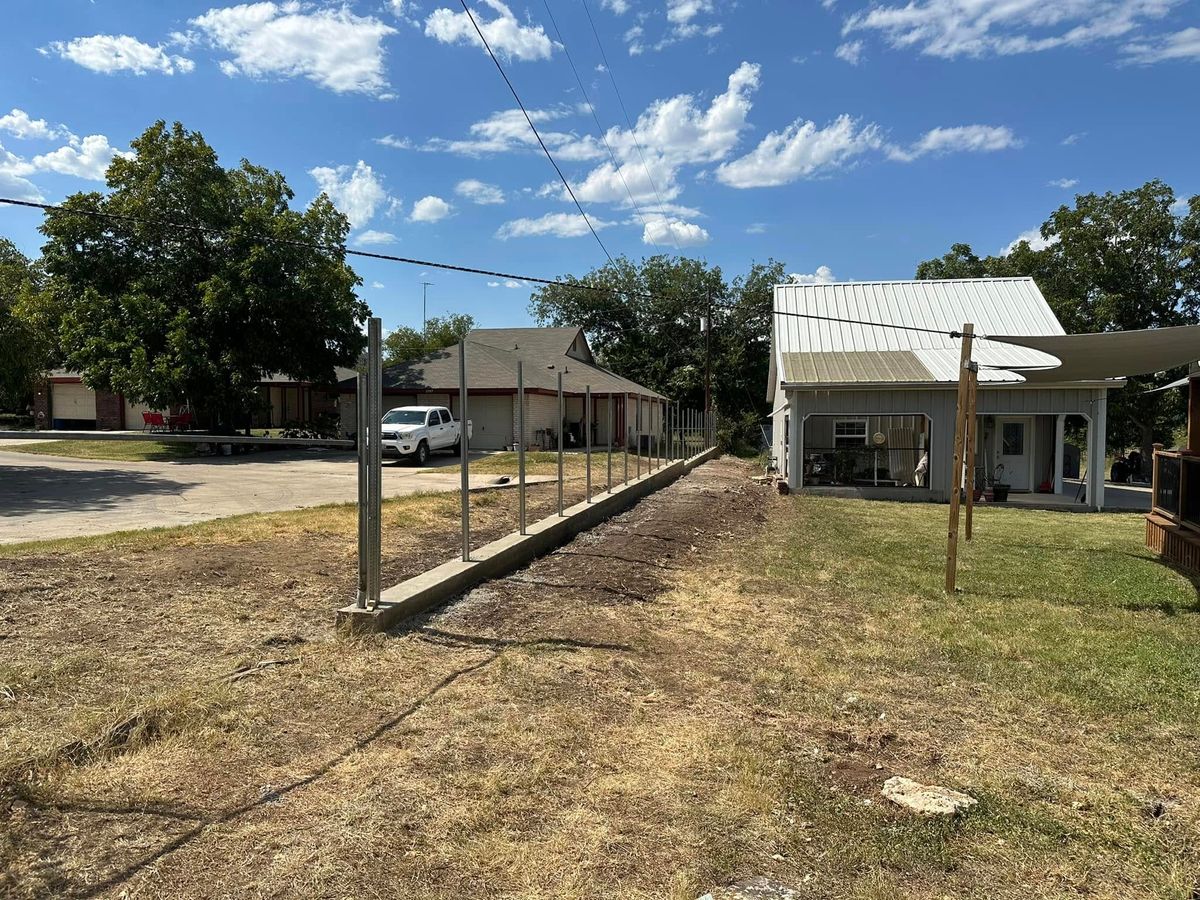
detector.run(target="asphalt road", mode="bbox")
[0,448,550,544]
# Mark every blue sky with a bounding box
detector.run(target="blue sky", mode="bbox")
[2,0,1198,333]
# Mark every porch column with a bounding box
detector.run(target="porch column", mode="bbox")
[788,395,802,490]
[1090,391,1107,511]
[1054,414,1065,495]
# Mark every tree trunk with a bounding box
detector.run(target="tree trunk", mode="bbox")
[1140,424,1155,485]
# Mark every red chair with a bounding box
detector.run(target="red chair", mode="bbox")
[168,412,193,432]
[144,412,167,433]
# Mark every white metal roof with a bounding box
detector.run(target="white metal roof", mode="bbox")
[772,278,1066,390]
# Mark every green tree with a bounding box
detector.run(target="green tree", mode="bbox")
[383,313,476,364]
[0,239,52,410]
[917,180,1200,463]
[530,254,782,452]
[39,121,369,431]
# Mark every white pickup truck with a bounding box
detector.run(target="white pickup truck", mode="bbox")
[380,405,471,466]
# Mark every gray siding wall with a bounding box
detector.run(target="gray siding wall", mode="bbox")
[787,385,1099,499]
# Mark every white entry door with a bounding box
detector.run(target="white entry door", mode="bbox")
[996,417,1033,491]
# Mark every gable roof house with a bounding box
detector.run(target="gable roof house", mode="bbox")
[338,327,666,451]
[768,278,1120,510]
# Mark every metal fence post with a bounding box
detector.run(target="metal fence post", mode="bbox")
[607,392,613,492]
[636,393,642,479]
[367,318,382,609]
[585,384,592,503]
[355,372,368,608]
[517,360,526,535]
[623,394,629,484]
[557,370,564,516]
[459,338,470,562]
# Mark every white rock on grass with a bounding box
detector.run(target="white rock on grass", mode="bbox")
[881,776,977,816]
[698,877,803,899]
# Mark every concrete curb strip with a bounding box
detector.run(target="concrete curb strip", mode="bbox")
[336,447,720,633]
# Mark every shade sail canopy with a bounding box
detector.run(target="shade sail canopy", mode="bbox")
[987,324,1200,383]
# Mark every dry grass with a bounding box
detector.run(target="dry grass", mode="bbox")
[0,439,195,462]
[2,464,1198,899]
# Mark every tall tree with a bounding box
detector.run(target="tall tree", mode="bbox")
[0,239,51,410]
[530,255,783,450]
[383,313,476,364]
[39,121,369,431]
[916,180,1200,462]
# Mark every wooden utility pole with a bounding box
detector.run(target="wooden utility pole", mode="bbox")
[964,360,979,542]
[945,323,974,593]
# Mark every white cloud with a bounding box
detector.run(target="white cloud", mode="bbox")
[789,266,837,285]
[355,230,398,245]
[1123,26,1200,63]
[31,134,130,180]
[425,106,604,159]
[835,40,865,64]
[745,222,767,234]
[667,0,713,25]
[843,0,1181,60]
[455,178,505,204]
[1171,197,1191,216]
[487,281,501,287]
[1061,132,1087,145]
[375,135,413,149]
[888,125,1021,161]
[642,216,709,247]
[371,280,386,288]
[388,0,407,14]
[716,115,883,188]
[0,170,43,202]
[44,34,194,75]
[424,0,555,62]
[189,2,397,96]
[409,195,453,222]
[309,161,392,228]
[1048,177,1079,189]
[495,211,613,239]
[1004,228,1059,254]
[0,109,67,141]
[601,0,632,12]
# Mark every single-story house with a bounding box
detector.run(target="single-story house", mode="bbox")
[768,277,1119,509]
[33,367,357,431]
[338,327,666,451]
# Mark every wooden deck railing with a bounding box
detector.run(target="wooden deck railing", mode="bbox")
[1151,447,1200,531]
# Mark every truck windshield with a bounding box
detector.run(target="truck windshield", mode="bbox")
[382,409,426,425]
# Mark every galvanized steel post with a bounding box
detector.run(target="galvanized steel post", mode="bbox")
[585,384,592,502]
[517,360,526,535]
[607,392,613,492]
[459,338,470,562]
[557,370,564,516]
[366,318,382,609]
[623,395,629,484]
[355,372,368,608]
[636,394,642,479]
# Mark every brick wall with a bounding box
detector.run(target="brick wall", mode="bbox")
[96,390,123,431]
[32,379,49,430]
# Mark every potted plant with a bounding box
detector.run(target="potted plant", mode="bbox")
[990,463,1011,503]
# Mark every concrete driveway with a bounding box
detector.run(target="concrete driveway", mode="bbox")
[0,448,549,544]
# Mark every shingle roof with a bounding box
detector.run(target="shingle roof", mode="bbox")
[772,278,1067,392]
[342,327,664,399]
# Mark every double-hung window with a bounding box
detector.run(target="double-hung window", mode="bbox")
[833,418,868,449]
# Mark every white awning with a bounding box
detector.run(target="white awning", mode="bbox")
[986,324,1200,383]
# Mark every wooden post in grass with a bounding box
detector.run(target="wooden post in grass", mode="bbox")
[964,360,979,542]
[945,323,974,593]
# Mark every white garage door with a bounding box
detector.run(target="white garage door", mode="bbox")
[51,382,96,423]
[469,396,513,450]
[124,398,153,431]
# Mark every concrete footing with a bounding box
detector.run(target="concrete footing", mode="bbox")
[337,447,720,634]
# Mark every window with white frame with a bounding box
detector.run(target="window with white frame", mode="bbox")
[833,418,868,448]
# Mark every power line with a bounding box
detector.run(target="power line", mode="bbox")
[1,196,974,341]
[538,0,658,252]
[578,0,682,255]
[456,0,613,266]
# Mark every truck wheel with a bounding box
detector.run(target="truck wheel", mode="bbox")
[414,441,429,466]
[451,437,461,455]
